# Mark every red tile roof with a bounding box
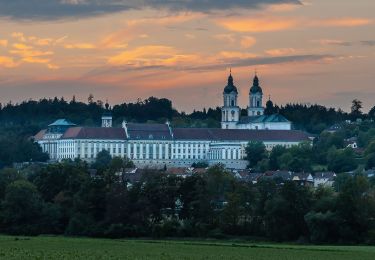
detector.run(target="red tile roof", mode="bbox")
[33,129,47,141]
[62,127,126,140]
[126,123,172,140]
[173,128,310,142]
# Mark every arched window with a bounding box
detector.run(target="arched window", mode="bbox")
[231,100,234,106]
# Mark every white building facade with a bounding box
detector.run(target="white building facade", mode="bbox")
[35,119,309,170]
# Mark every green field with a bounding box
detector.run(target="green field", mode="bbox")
[0,235,374,259]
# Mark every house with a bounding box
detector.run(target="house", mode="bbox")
[313,172,336,187]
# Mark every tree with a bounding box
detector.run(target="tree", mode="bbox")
[191,161,209,168]
[327,147,358,173]
[369,106,375,120]
[335,175,375,242]
[265,181,312,241]
[305,211,340,243]
[0,168,23,199]
[0,180,44,234]
[269,145,287,170]
[350,99,363,119]
[88,94,94,104]
[245,141,267,168]
[93,150,112,172]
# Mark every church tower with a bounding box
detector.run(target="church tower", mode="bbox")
[247,73,264,116]
[102,101,112,128]
[221,71,240,129]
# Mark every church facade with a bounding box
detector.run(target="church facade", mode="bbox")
[221,73,292,130]
[34,74,307,170]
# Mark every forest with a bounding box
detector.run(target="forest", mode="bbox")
[0,158,374,244]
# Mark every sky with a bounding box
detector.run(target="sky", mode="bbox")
[0,0,374,112]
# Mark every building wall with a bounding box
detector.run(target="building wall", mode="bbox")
[37,137,303,170]
[236,122,292,130]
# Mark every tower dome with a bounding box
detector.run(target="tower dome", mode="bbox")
[223,72,238,94]
[266,97,273,108]
[250,75,263,94]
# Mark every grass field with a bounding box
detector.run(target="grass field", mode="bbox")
[0,235,374,259]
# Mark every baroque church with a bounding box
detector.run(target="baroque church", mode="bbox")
[221,72,291,130]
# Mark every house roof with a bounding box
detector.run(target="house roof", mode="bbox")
[33,129,47,141]
[173,128,309,142]
[239,114,290,124]
[314,172,336,179]
[37,121,310,142]
[48,119,76,127]
[126,123,173,140]
[62,127,127,140]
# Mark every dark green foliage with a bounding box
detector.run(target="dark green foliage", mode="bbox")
[265,181,312,241]
[279,104,347,134]
[0,180,44,235]
[191,161,209,168]
[0,162,374,243]
[327,148,358,173]
[305,211,340,243]
[93,150,112,173]
[245,141,267,168]
[268,145,287,170]
[0,135,48,168]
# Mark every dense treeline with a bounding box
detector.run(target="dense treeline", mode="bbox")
[1,96,374,133]
[0,159,374,244]
[246,119,375,172]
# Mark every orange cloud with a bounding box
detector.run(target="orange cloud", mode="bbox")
[216,17,372,33]
[0,39,8,47]
[213,34,236,44]
[216,17,297,32]
[310,18,372,27]
[0,56,18,68]
[64,43,96,49]
[11,32,26,42]
[219,51,257,59]
[47,64,60,70]
[10,49,53,57]
[266,3,301,12]
[35,38,54,46]
[100,13,201,49]
[265,48,297,56]
[22,56,50,64]
[240,36,256,49]
[108,45,199,67]
[12,43,33,50]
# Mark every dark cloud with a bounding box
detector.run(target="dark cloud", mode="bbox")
[361,40,375,46]
[83,54,331,77]
[325,41,353,47]
[321,40,375,47]
[0,0,301,20]
[187,54,332,72]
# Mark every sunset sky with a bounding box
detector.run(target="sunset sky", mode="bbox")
[0,0,374,112]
